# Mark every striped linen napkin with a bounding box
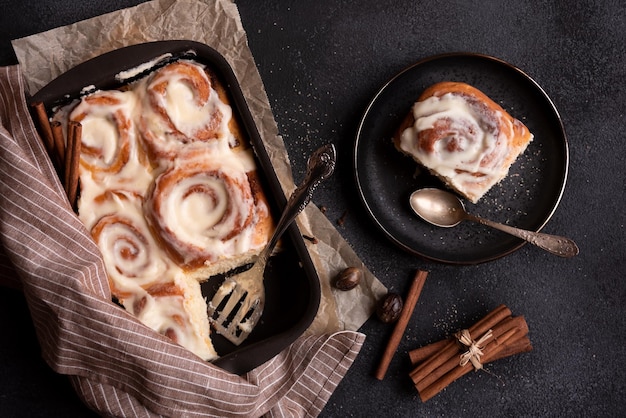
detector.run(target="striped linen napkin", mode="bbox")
[0,65,364,417]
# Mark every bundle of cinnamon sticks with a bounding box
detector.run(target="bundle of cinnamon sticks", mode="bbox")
[31,102,82,209]
[408,304,532,402]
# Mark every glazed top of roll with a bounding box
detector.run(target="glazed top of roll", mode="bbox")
[395,81,533,202]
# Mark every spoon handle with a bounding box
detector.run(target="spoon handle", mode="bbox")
[465,214,579,257]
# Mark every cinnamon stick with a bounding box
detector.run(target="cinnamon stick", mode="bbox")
[409,304,511,383]
[417,316,531,402]
[408,338,450,365]
[488,336,532,362]
[414,316,528,392]
[31,101,54,155]
[50,121,66,171]
[64,121,82,208]
[374,270,428,380]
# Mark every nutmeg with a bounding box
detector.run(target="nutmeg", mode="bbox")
[376,293,403,323]
[333,267,363,291]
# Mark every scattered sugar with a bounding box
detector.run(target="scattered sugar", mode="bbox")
[433,304,460,335]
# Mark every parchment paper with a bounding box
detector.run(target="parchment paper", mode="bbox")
[12,0,387,335]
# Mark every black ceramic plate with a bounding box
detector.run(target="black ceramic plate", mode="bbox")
[30,41,320,375]
[354,53,569,264]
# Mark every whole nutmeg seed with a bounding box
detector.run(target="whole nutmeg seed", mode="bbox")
[376,293,404,323]
[333,267,363,291]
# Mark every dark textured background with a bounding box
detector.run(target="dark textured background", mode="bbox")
[1,0,625,416]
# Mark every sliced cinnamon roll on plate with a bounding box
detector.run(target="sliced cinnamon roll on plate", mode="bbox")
[393,81,533,203]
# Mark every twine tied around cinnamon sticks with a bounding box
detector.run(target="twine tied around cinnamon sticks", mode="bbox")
[408,304,532,402]
[455,328,492,370]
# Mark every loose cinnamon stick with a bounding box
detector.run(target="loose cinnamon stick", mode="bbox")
[409,304,511,383]
[50,121,66,171]
[418,316,531,402]
[374,270,429,380]
[64,121,82,208]
[414,316,528,392]
[31,101,54,154]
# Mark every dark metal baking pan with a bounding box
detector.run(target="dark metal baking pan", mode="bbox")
[30,40,321,375]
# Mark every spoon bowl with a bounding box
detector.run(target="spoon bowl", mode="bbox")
[409,188,466,228]
[409,188,579,258]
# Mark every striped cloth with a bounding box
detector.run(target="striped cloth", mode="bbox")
[0,65,364,417]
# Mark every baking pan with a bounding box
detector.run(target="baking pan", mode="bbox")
[30,40,321,375]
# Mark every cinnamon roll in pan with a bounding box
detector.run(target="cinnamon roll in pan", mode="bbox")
[394,81,533,203]
[126,278,218,361]
[68,90,153,194]
[85,188,218,360]
[138,61,234,160]
[86,190,176,292]
[147,147,273,276]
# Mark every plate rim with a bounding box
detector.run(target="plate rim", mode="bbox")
[353,51,570,264]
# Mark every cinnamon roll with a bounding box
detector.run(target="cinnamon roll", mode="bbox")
[146,147,272,276]
[138,60,233,159]
[84,190,217,360]
[86,190,177,296]
[393,81,533,203]
[126,279,218,361]
[69,90,152,194]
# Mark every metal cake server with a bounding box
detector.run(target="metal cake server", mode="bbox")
[208,143,336,345]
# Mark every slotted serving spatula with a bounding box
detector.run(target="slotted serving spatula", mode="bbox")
[207,143,336,345]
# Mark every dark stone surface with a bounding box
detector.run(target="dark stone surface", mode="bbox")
[1,0,624,416]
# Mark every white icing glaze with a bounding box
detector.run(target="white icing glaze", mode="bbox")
[150,148,261,267]
[399,92,528,200]
[70,90,153,194]
[115,53,173,82]
[162,72,232,138]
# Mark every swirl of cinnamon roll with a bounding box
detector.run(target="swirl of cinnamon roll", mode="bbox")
[146,148,261,270]
[88,191,176,296]
[394,81,533,203]
[70,90,135,173]
[138,60,232,159]
[70,90,152,193]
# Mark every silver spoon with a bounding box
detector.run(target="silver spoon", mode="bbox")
[409,188,579,257]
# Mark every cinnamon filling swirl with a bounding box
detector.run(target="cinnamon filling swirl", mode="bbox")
[394,81,533,203]
[147,151,256,269]
[139,61,232,158]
